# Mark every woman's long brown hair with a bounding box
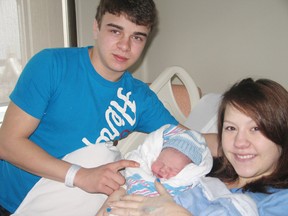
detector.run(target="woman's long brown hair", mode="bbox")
[212,78,288,193]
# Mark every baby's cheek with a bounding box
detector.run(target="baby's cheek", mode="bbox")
[151,163,158,176]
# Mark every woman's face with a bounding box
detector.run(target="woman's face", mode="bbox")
[221,104,282,186]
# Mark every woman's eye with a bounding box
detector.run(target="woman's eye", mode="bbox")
[225,126,235,131]
[251,127,260,132]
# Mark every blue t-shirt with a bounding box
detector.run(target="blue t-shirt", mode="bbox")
[0,47,178,212]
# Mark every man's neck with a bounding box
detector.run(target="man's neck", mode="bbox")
[89,47,124,82]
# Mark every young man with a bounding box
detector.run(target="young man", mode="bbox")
[0,0,179,214]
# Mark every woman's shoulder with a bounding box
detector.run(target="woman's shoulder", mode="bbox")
[246,188,288,215]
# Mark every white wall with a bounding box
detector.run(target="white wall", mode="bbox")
[18,0,65,64]
[76,0,288,94]
[75,0,99,48]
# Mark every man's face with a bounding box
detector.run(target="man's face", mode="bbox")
[93,13,150,80]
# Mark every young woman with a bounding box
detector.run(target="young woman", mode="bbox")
[102,78,288,216]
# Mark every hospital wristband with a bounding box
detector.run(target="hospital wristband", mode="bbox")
[65,164,82,187]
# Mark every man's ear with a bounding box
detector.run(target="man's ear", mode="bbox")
[93,19,100,39]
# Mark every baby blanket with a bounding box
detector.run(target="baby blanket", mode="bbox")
[125,124,213,196]
[12,144,121,216]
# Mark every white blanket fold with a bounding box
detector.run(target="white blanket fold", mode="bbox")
[199,177,259,216]
[12,144,121,216]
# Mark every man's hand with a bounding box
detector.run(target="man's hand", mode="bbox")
[74,159,139,195]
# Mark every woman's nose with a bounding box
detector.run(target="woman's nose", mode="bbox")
[234,131,250,148]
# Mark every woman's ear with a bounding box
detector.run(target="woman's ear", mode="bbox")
[93,19,100,40]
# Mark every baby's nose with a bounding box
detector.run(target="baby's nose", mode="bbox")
[159,166,168,178]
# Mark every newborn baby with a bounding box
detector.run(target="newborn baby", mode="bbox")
[124,124,213,197]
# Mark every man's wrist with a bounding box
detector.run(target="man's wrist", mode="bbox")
[65,164,82,187]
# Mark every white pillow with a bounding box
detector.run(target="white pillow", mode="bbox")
[184,93,222,133]
[12,144,121,216]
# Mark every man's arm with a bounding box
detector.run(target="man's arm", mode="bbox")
[202,133,218,157]
[0,102,70,181]
[0,102,139,195]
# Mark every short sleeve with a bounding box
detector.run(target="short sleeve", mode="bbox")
[10,49,57,119]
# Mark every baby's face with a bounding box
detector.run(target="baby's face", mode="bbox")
[151,148,192,179]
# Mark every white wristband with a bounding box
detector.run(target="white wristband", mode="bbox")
[65,164,81,188]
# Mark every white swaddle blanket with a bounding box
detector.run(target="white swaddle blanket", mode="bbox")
[125,124,213,195]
